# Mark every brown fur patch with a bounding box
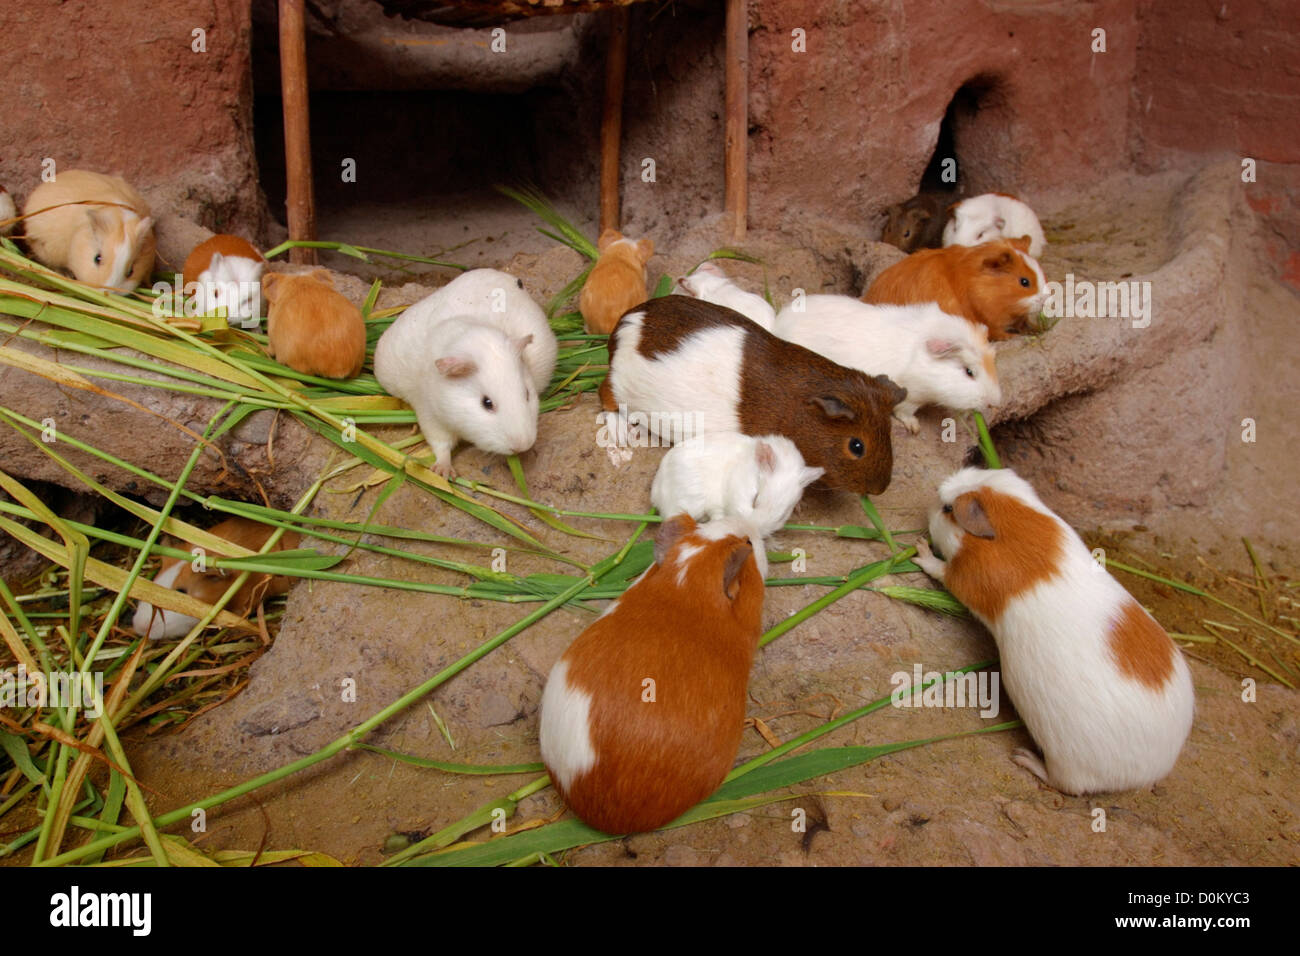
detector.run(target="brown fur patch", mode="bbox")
[169,517,300,616]
[1107,598,1177,689]
[183,234,264,280]
[942,487,1065,622]
[548,523,764,834]
[863,239,1041,341]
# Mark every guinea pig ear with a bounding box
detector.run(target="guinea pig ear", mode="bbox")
[653,513,697,565]
[435,355,477,378]
[88,206,115,236]
[926,338,958,358]
[952,492,996,539]
[801,465,826,488]
[873,374,908,409]
[993,216,1006,230]
[755,441,776,472]
[721,541,754,602]
[1009,235,1032,253]
[909,207,931,225]
[982,249,1014,272]
[512,333,534,356]
[260,272,281,297]
[596,228,623,252]
[809,395,856,422]
[208,251,225,271]
[307,268,335,287]
[636,238,654,261]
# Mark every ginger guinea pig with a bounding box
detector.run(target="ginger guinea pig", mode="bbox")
[183,234,266,326]
[262,269,367,379]
[22,170,155,292]
[580,228,654,335]
[863,238,1047,341]
[913,467,1195,796]
[599,295,905,496]
[539,513,766,834]
[132,518,301,641]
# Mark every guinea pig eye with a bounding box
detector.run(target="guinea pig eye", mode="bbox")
[965,367,975,379]
[481,396,494,412]
[847,437,865,458]
[93,254,103,265]
[1019,277,1030,288]
[942,503,953,515]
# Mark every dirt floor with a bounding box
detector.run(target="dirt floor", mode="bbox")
[4,160,1298,867]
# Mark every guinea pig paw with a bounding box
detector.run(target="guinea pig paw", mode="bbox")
[1011,747,1051,785]
[431,461,458,479]
[912,539,945,579]
[901,414,922,435]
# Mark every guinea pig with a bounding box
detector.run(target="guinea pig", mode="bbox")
[881,192,951,253]
[0,186,16,236]
[22,170,155,292]
[599,296,905,496]
[373,268,558,477]
[913,467,1195,795]
[943,193,1046,258]
[539,513,766,834]
[650,432,824,537]
[673,260,776,331]
[183,235,266,326]
[579,228,653,335]
[863,238,1047,342]
[261,269,367,379]
[773,297,1001,434]
[132,518,301,641]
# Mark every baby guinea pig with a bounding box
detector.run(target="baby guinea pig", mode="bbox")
[22,170,155,292]
[599,295,905,496]
[943,193,1046,258]
[373,268,558,477]
[183,234,266,326]
[913,467,1195,796]
[539,513,766,834]
[650,432,824,537]
[673,260,776,331]
[579,228,654,335]
[863,238,1047,341]
[132,518,301,641]
[261,269,367,380]
[773,297,1001,434]
[881,192,951,253]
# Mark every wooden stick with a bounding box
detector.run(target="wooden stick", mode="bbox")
[279,0,318,265]
[724,0,748,242]
[599,6,630,236]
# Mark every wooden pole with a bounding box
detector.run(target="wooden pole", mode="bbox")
[724,0,748,242]
[279,0,317,265]
[599,6,629,236]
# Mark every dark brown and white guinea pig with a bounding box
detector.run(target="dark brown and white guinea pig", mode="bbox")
[913,467,1195,795]
[22,170,156,292]
[579,228,653,335]
[598,295,906,496]
[539,514,766,835]
[880,192,951,253]
[183,234,266,325]
[132,517,301,641]
[261,269,367,379]
[863,238,1047,341]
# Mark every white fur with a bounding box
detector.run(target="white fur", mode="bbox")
[538,659,598,793]
[917,467,1195,795]
[693,515,769,580]
[1017,250,1048,318]
[675,261,776,331]
[604,310,745,442]
[192,252,265,325]
[131,562,200,641]
[774,297,1001,433]
[943,194,1046,258]
[374,269,558,474]
[0,189,15,236]
[651,432,822,538]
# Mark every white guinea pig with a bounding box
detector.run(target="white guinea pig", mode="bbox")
[913,467,1195,796]
[0,186,16,236]
[650,432,824,538]
[373,268,558,477]
[674,261,776,331]
[943,193,1046,258]
[774,296,1001,434]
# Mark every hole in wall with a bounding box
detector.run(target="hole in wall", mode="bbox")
[921,73,1018,197]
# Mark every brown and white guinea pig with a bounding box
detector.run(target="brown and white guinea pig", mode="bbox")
[599,295,906,496]
[183,235,266,325]
[21,170,156,292]
[863,237,1047,341]
[261,269,367,379]
[913,467,1195,796]
[539,513,766,835]
[0,186,16,236]
[131,518,301,641]
[880,192,951,253]
[579,228,654,335]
